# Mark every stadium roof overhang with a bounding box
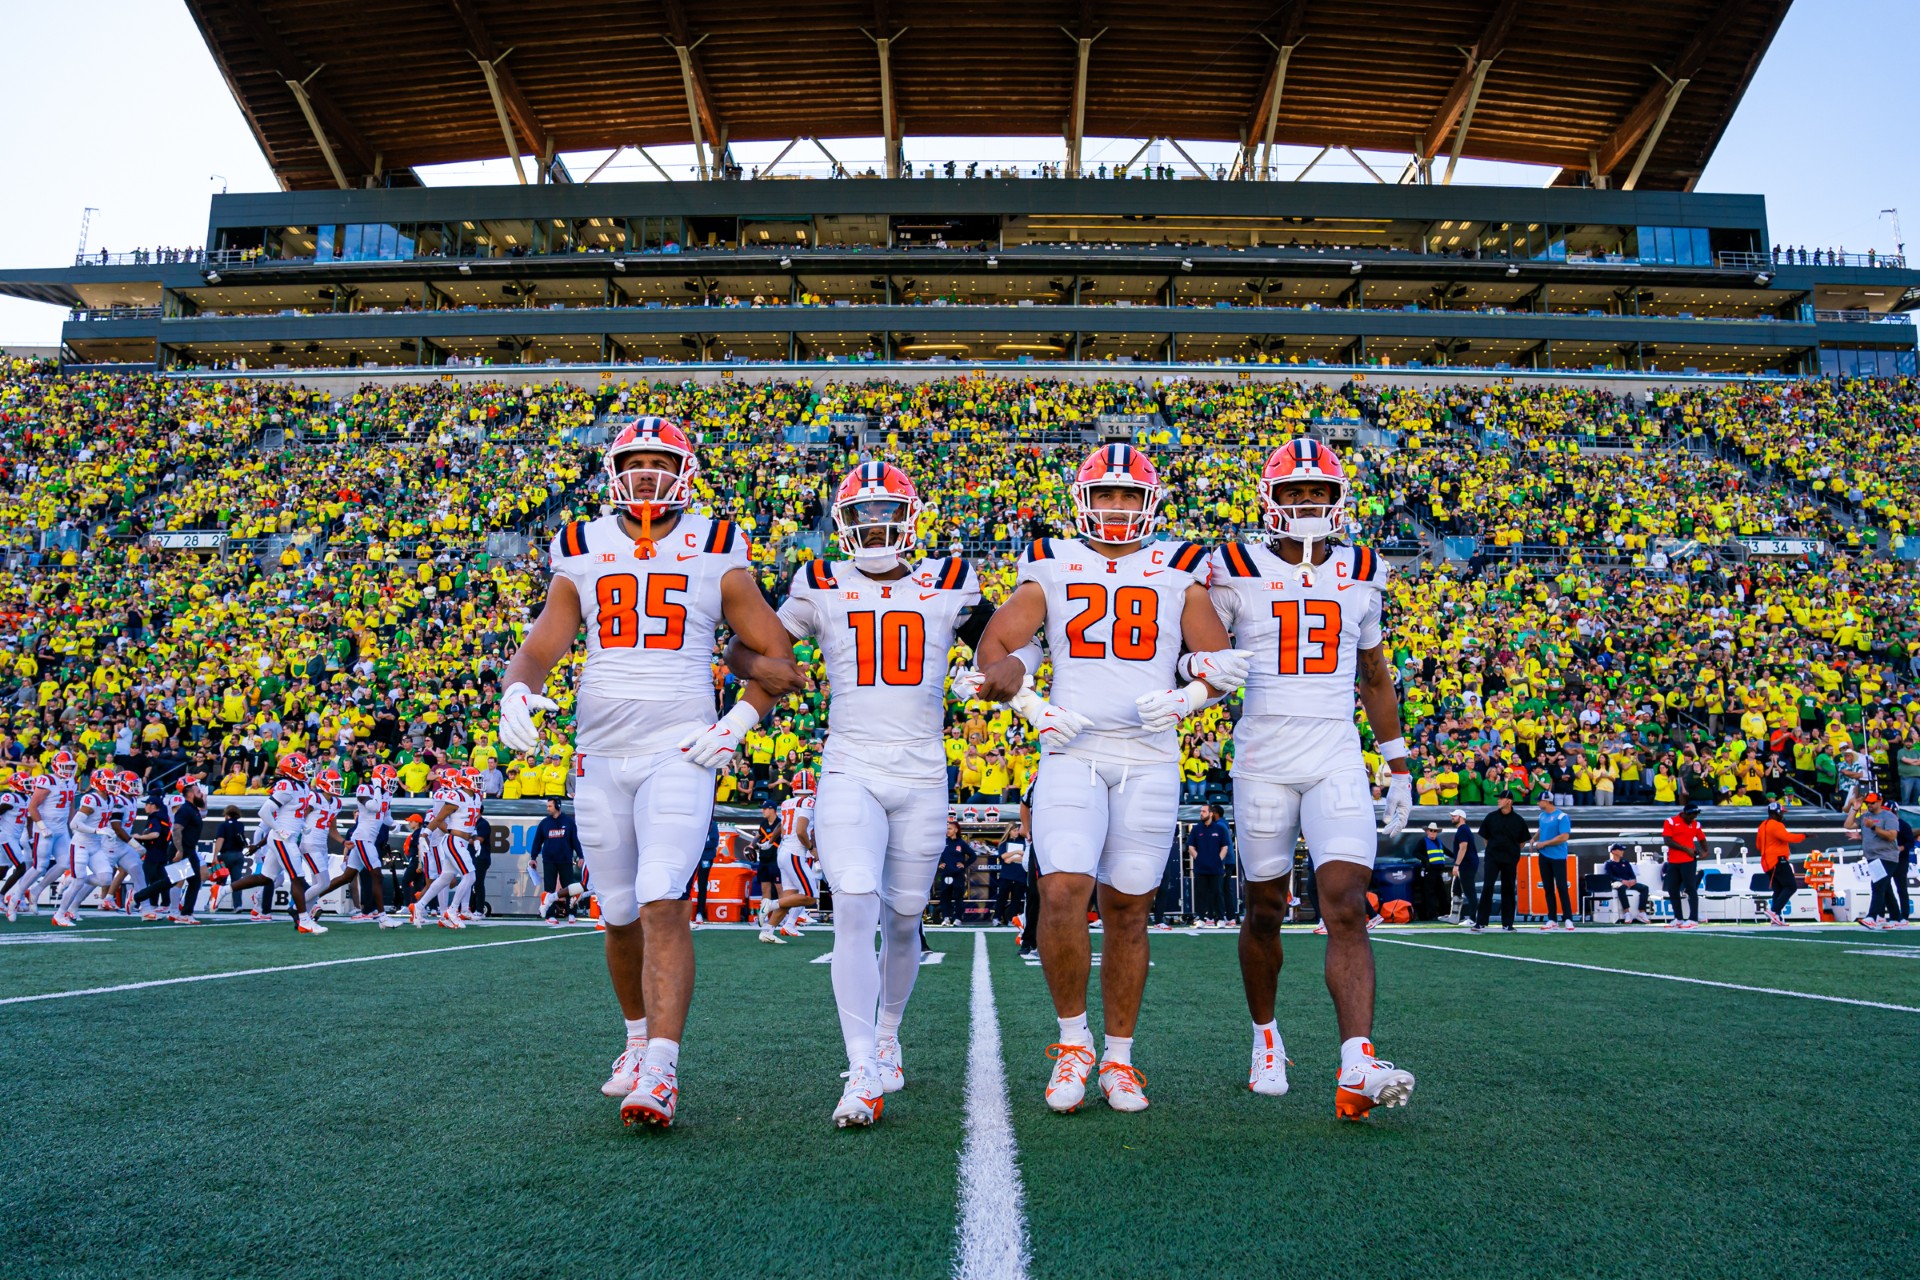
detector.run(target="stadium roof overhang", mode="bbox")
[182,0,1794,193]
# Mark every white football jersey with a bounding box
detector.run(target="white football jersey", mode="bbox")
[549,511,749,757]
[778,556,983,781]
[777,793,815,861]
[1209,541,1387,784]
[426,786,462,846]
[33,775,75,834]
[1016,536,1212,763]
[452,791,483,836]
[264,779,310,839]
[0,791,24,847]
[301,792,340,852]
[351,783,391,839]
[71,788,112,840]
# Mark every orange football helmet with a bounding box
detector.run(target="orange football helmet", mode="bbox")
[1260,437,1350,546]
[832,461,922,564]
[606,416,699,521]
[1071,443,1163,545]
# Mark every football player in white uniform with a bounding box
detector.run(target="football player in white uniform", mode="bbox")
[723,461,1040,1126]
[499,416,802,1130]
[415,770,466,928]
[50,771,130,927]
[447,768,486,924]
[297,769,346,917]
[227,754,327,933]
[0,774,34,919]
[3,751,78,919]
[758,771,817,945]
[311,764,402,925]
[973,443,1249,1114]
[1209,437,1415,1120]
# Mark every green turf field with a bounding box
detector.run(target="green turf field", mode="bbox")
[2,914,1916,1279]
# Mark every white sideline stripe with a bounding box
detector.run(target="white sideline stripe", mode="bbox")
[954,930,1030,1280]
[1372,938,1920,1014]
[0,931,594,1007]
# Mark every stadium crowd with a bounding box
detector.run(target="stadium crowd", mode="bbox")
[0,356,1917,830]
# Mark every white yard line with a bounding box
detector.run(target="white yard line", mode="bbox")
[1372,937,1920,1014]
[0,931,595,1007]
[953,930,1031,1280]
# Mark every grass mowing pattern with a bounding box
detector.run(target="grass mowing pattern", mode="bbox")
[1,917,1914,1278]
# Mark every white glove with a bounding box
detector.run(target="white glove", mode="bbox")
[499,681,559,753]
[1180,648,1254,694]
[950,667,985,700]
[678,700,760,769]
[1381,772,1414,837]
[1135,682,1208,733]
[1010,686,1092,750]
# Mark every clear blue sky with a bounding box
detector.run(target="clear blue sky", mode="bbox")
[2,0,1915,343]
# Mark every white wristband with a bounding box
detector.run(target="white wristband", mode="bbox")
[720,700,761,732]
[1375,737,1408,762]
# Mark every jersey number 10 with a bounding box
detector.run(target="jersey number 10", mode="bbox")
[848,610,926,686]
[596,573,688,650]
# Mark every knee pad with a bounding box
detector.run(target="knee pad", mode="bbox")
[833,890,883,934]
[631,860,683,909]
[597,883,641,927]
[1300,772,1378,869]
[880,881,930,916]
[1234,777,1303,882]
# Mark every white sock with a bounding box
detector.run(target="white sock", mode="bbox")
[1057,1013,1091,1045]
[644,1038,679,1072]
[878,907,922,1031]
[1103,1035,1132,1066]
[1340,1036,1374,1071]
[1253,1020,1284,1056]
[831,892,883,1067]
[624,1016,648,1046]
[876,1010,902,1040]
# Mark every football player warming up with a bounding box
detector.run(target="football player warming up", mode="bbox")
[226,753,325,933]
[498,417,802,1130]
[971,444,1249,1114]
[50,770,126,928]
[725,462,1037,1127]
[1210,437,1415,1120]
[3,751,79,920]
[757,770,817,945]
[311,764,404,925]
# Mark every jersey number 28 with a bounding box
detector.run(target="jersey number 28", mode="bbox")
[1064,584,1158,661]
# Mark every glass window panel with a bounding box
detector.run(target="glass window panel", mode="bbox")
[316,225,335,262]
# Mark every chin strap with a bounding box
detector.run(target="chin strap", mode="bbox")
[633,505,655,559]
[1294,537,1319,588]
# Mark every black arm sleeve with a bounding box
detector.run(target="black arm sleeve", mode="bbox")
[954,600,997,651]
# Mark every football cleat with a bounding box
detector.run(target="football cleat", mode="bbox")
[1334,1044,1415,1121]
[250,909,269,923]
[1562,920,1576,932]
[410,905,425,928]
[141,910,161,922]
[832,1064,886,1128]
[297,915,328,935]
[50,913,78,928]
[778,923,804,938]
[377,912,404,929]
[758,928,785,945]
[602,1044,648,1098]
[1765,909,1785,927]
[1098,1061,1149,1112]
[621,1063,678,1129]
[1312,922,1327,936]
[1857,917,1881,930]
[874,1036,906,1093]
[4,895,16,923]
[439,914,464,929]
[1044,1042,1097,1113]
[1250,1028,1290,1097]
